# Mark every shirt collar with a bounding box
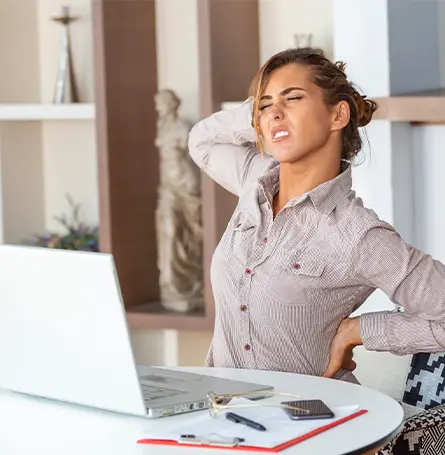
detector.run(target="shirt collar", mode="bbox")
[257,161,352,215]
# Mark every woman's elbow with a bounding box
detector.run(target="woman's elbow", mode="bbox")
[188,123,207,168]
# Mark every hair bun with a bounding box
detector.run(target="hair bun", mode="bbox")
[354,93,378,127]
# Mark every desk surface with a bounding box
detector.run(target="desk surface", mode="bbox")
[0,366,403,455]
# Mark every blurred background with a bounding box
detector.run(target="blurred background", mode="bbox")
[0,0,444,369]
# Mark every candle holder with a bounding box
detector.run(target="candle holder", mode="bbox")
[52,6,80,104]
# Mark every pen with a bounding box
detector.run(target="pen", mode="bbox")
[226,412,267,431]
[179,434,245,446]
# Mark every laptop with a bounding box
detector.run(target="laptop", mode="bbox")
[0,245,273,418]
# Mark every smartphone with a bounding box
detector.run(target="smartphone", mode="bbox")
[281,399,334,420]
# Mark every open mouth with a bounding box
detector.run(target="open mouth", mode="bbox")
[271,129,290,142]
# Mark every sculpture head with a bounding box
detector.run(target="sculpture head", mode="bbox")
[155,89,181,118]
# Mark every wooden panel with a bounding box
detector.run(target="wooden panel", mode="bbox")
[374,92,445,122]
[92,0,158,308]
[210,0,260,104]
[197,0,260,319]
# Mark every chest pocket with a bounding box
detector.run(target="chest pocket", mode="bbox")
[218,212,256,261]
[265,249,326,306]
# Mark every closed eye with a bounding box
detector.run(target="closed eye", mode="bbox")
[259,96,303,111]
[259,104,272,111]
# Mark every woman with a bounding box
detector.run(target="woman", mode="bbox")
[188,47,445,384]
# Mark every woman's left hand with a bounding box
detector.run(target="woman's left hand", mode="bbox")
[323,317,363,379]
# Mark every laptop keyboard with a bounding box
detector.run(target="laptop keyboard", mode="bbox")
[141,384,185,402]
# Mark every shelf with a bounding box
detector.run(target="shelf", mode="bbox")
[0,103,95,121]
[126,302,213,331]
[374,90,445,123]
[222,92,445,123]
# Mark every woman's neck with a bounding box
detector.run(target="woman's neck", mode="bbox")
[273,155,341,217]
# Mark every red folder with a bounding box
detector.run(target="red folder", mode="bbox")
[137,409,367,452]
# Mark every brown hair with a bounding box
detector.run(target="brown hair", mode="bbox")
[249,47,378,162]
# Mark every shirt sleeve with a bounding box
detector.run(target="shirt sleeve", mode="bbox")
[188,98,277,196]
[204,342,214,367]
[354,222,445,355]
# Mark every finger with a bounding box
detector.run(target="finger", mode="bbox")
[322,360,342,378]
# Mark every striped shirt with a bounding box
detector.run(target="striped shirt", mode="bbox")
[188,98,445,383]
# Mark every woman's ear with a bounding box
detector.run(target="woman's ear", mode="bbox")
[331,101,350,131]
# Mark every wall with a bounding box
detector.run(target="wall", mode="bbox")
[388,1,441,95]
[0,0,40,102]
[259,0,333,63]
[41,122,98,232]
[155,0,200,122]
[412,126,445,263]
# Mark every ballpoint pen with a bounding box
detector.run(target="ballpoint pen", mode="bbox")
[226,412,267,431]
[179,434,245,446]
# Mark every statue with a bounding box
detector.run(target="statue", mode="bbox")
[154,89,204,313]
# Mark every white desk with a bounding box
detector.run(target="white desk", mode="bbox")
[0,367,403,455]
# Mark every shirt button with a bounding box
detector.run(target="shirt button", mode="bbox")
[240,304,247,312]
[236,223,241,228]
[263,237,268,244]
[244,268,252,276]
[292,263,301,270]
[244,344,251,351]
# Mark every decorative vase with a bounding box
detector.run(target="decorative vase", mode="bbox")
[293,33,313,49]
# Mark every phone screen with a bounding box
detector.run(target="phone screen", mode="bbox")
[281,399,334,420]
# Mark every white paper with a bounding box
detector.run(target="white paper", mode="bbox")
[144,398,362,449]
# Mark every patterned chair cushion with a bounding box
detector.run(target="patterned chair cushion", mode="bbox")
[403,353,445,411]
[376,404,445,455]
[376,353,445,455]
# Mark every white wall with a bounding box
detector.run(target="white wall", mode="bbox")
[0,123,45,245]
[332,0,390,97]
[0,0,40,102]
[412,126,445,263]
[155,0,200,122]
[259,0,333,63]
[41,122,98,231]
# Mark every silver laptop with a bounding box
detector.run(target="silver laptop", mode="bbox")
[0,245,272,418]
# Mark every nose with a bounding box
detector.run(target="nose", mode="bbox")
[267,105,284,121]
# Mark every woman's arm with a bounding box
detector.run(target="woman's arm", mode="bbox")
[355,222,445,355]
[188,98,277,197]
[204,342,214,367]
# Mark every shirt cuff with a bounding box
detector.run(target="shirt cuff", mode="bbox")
[230,97,257,144]
[360,311,391,351]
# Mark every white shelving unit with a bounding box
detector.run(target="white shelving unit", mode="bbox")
[0,104,95,121]
[0,0,98,247]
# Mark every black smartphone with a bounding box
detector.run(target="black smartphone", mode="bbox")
[281,399,334,420]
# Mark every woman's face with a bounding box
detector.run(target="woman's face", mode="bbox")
[258,63,337,164]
